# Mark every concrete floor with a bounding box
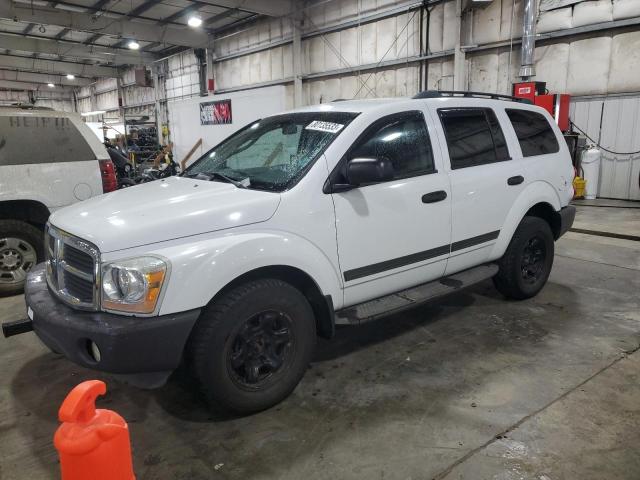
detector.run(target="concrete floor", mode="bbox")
[1,201,639,480]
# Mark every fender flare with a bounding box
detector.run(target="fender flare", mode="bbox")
[490,181,562,259]
[154,230,344,316]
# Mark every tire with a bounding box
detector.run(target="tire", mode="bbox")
[189,278,316,414]
[0,220,44,296]
[493,216,554,300]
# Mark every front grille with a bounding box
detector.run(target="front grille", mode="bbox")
[64,245,94,272]
[46,225,100,310]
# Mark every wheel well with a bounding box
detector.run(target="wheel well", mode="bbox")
[0,200,50,229]
[212,265,335,339]
[525,202,561,239]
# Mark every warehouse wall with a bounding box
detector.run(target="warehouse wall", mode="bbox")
[212,0,640,100]
[167,85,289,166]
[205,0,640,199]
[570,94,640,200]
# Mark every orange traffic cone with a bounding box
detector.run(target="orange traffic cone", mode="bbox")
[53,380,135,480]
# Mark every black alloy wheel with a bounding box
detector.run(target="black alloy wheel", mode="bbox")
[521,235,547,284]
[228,310,294,389]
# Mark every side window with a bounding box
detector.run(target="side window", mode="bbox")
[506,109,560,157]
[349,111,435,179]
[0,116,96,166]
[438,108,510,169]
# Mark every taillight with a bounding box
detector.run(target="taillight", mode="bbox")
[99,159,118,193]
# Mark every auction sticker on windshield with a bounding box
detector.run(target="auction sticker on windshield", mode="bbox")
[305,121,344,133]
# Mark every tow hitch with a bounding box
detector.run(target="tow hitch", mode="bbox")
[2,318,33,338]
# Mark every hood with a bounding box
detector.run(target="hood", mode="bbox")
[49,176,281,253]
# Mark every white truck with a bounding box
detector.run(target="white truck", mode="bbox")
[0,106,117,295]
[5,92,575,413]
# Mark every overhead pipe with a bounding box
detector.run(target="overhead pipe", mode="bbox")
[519,0,537,79]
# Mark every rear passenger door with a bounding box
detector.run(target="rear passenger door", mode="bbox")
[431,105,526,275]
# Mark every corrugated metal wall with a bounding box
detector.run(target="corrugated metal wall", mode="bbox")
[570,95,640,200]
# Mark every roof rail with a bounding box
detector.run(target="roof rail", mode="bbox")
[412,90,532,104]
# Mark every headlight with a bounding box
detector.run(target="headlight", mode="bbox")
[101,257,168,314]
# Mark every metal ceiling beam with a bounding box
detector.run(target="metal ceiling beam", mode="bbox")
[128,0,158,17]
[55,27,71,39]
[0,68,92,86]
[204,8,240,26]
[0,2,211,48]
[88,0,112,14]
[196,0,293,17]
[159,1,206,25]
[84,33,103,44]
[0,32,155,65]
[0,79,75,91]
[0,55,118,78]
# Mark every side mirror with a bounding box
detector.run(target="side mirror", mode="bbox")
[346,157,394,186]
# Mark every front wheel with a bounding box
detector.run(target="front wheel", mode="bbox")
[493,216,554,300]
[188,279,316,414]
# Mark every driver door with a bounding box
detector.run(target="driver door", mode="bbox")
[330,110,452,307]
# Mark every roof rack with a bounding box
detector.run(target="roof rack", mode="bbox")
[412,90,532,104]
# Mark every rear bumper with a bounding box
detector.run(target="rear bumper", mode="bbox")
[558,205,576,238]
[24,264,200,386]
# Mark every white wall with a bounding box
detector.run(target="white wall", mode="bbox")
[166,85,289,166]
[571,94,640,200]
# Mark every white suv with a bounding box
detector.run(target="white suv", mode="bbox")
[0,106,117,295]
[7,92,575,413]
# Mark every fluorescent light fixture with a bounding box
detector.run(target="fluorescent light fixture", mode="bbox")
[187,15,203,27]
[66,74,75,80]
[81,110,107,116]
[47,83,55,88]
[128,40,140,50]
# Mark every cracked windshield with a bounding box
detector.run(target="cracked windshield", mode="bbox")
[184,112,358,191]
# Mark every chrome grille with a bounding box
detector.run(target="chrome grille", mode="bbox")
[46,225,100,310]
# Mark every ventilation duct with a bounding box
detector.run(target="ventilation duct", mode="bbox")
[520,0,538,79]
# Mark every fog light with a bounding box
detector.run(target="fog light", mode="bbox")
[89,341,101,363]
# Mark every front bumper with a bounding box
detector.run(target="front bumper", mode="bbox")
[25,264,201,386]
[558,205,576,238]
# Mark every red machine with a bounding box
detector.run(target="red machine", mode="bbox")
[513,81,570,132]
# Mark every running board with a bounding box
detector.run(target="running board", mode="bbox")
[335,263,499,325]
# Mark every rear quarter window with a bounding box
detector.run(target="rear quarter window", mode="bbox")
[0,116,96,166]
[506,109,560,157]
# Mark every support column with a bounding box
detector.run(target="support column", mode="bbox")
[453,0,466,91]
[151,64,164,144]
[207,35,216,94]
[292,13,303,107]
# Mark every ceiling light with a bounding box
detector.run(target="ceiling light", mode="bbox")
[187,15,203,28]
[66,74,75,80]
[128,40,140,50]
[47,83,54,88]
[81,110,106,116]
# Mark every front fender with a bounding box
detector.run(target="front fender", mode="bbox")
[116,229,344,316]
[489,180,562,259]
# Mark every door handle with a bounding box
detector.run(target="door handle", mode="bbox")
[422,190,447,203]
[507,175,524,186]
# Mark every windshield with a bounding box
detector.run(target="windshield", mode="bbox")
[184,111,358,191]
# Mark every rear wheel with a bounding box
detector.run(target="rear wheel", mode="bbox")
[0,220,43,296]
[189,278,316,414]
[493,216,554,300]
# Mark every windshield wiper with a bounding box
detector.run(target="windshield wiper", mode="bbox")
[194,171,249,189]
